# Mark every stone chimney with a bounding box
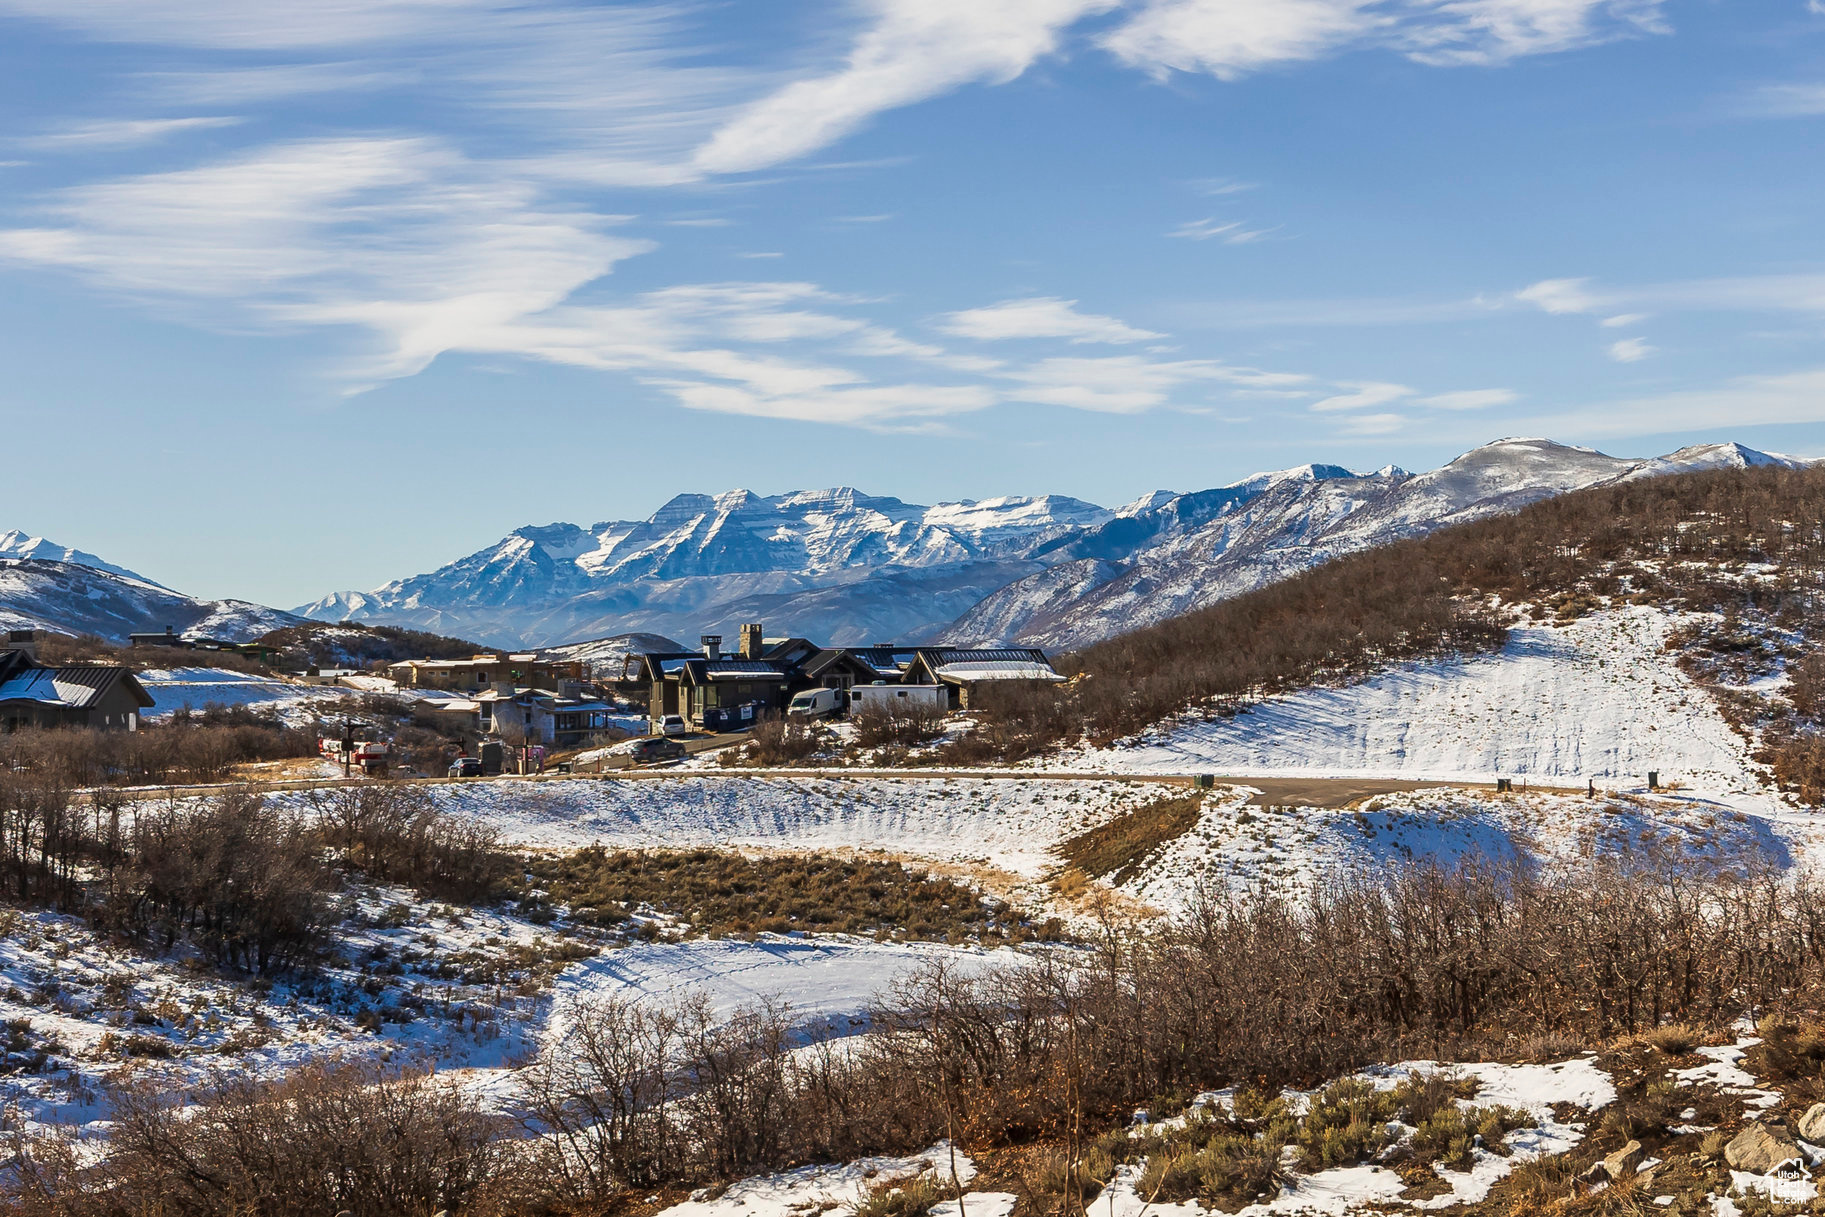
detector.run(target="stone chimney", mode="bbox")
[5,629,41,661]
[739,623,764,660]
[700,634,722,661]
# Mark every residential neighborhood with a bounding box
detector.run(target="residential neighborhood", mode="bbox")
[627,622,1063,732]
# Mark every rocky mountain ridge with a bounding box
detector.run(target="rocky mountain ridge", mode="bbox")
[298,438,1812,650]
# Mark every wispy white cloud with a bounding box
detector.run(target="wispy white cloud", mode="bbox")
[1515,276,1600,314]
[938,296,1163,343]
[1739,81,1825,118]
[1520,273,1825,318]
[1600,312,1645,328]
[692,0,1116,175]
[1608,336,1653,362]
[0,137,652,379]
[1106,0,1379,80]
[999,354,1288,412]
[1169,216,1275,242]
[0,0,536,50]
[1417,387,1517,409]
[1309,381,1413,411]
[1338,411,1407,435]
[20,115,242,150]
[1103,0,1668,79]
[140,62,411,104]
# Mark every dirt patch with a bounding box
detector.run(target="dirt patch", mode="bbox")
[1230,776,1578,810]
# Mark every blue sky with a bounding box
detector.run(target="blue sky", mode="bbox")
[3,0,1825,606]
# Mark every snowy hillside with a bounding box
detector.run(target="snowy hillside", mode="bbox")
[946,439,1813,649]
[299,438,1810,650]
[1061,605,1763,794]
[536,630,686,674]
[0,556,300,643]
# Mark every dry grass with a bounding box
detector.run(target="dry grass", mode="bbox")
[522,846,1036,943]
[1054,793,1206,886]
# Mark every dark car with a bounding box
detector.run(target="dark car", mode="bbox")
[447,756,483,778]
[630,737,686,764]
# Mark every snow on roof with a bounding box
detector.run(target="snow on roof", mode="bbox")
[0,666,134,708]
[0,670,61,704]
[932,661,1065,683]
[702,661,786,680]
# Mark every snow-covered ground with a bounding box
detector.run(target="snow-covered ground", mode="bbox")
[1062,607,1764,795]
[1109,784,1815,916]
[268,776,1167,882]
[138,667,347,721]
[0,886,560,1135]
[266,765,1825,921]
[550,935,1021,1040]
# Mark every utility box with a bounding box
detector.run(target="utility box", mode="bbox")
[479,740,505,776]
[1192,774,1216,790]
[1495,778,1513,793]
[1647,771,1659,791]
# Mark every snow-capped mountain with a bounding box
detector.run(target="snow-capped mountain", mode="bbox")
[0,529,156,585]
[943,438,1813,649]
[0,553,300,643]
[298,489,1113,647]
[298,438,1813,651]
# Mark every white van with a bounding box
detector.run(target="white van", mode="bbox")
[786,688,842,719]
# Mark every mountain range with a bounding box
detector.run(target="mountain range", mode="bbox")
[296,438,1809,650]
[1,439,1808,652]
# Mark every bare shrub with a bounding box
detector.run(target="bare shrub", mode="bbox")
[525,846,1023,940]
[519,994,688,1199]
[851,701,947,749]
[112,791,330,975]
[91,1061,528,1217]
[310,783,511,903]
[0,717,315,788]
[740,716,824,766]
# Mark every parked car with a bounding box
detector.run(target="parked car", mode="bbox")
[787,687,843,719]
[447,756,483,778]
[630,737,686,764]
[658,714,687,736]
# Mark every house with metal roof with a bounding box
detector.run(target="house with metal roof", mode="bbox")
[0,646,155,731]
[900,647,1064,709]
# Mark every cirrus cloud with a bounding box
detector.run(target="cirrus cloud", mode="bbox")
[937,296,1163,344]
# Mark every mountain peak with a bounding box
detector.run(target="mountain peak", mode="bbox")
[0,529,157,586]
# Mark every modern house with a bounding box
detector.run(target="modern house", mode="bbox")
[476,686,625,747]
[128,626,194,650]
[636,633,792,731]
[897,647,1065,709]
[0,641,155,732]
[127,627,278,663]
[386,653,583,693]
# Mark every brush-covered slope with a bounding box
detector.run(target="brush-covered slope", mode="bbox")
[958,463,1825,799]
[945,439,1811,648]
